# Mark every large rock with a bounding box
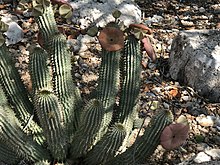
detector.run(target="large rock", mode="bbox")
[70,0,141,29]
[69,0,141,53]
[169,29,220,102]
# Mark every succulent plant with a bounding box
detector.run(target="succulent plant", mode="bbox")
[0,0,175,164]
[59,4,73,19]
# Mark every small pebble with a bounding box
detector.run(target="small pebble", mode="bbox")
[167,45,172,52]
[147,62,157,70]
[198,126,209,133]
[172,28,179,32]
[193,152,211,163]
[181,95,191,101]
[212,136,220,145]
[205,149,220,160]
[215,118,220,126]
[145,92,157,98]
[145,15,164,25]
[196,115,216,127]
[196,143,210,151]
[162,102,169,109]
[193,5,198,10]
[199,7,206,13]
[81,63,88,68]
[152,87,161,93]
[181,20,194,26]
[74,73,82,79]
[209,127,217,133]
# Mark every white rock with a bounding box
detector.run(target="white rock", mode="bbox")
[181,95,191,101]
[193,152,211,163]
[193,5,198,11]
[196,115,216,127]
[145,15,164,25]
[70,0,141,29]
[75,34,97,53]
[78,44,89,53]
[205,149,220,160]
[79,34,96,44]
[0,13,18,24]
[152,87,162,93]
[4,22,24,45]
[150,15,164,23]
[118,3,141,26]
[100,0,135,4]
[199,7,206,13]
[180,20,194,26]
[169,30,220,102]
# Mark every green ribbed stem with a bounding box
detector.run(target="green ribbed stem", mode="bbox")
[115,35,142,150]
[35,89,67,160]
[35,4,59,47]
[85,123,126,165]
[35,0,82,134]
[34,160,50,165]
[95,49,121,139]
[108,110,173,164]
[0,141,20,164]
[117,35,141,123]
[30,46,51,93]
[34,161,68,165]
[0,107,50,162]
[0,44,44,145]
[29,46,52,145]
[70,99,104,158]
[0,44,33,123]
[49,34,81,133]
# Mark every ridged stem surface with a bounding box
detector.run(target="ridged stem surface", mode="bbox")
[30,46,51,92]
[0,44,33,123]
[115,35,142,151]
[0,141,20,164]
[95,50,121,139]
[70,99,104,158]
[49,34,81,133]
[35,1,82,135]
[0,106,51,162]
[35,89,67,160]
[0,44,43,144]
[35,4,59,47]
[117,35,141,124]
[108,110,173,164]
[85,123,126,165]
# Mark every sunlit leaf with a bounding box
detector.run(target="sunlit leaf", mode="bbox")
[0,33,5,46]
[112,9,121,19]
[32,0,51,16]
[87,26,98,37]
[146,101,159,110]
[176,115,188,126]
[0,20,9,32]
[59,4,73,19]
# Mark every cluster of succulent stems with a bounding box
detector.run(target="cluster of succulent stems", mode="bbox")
[0,0,179,165]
